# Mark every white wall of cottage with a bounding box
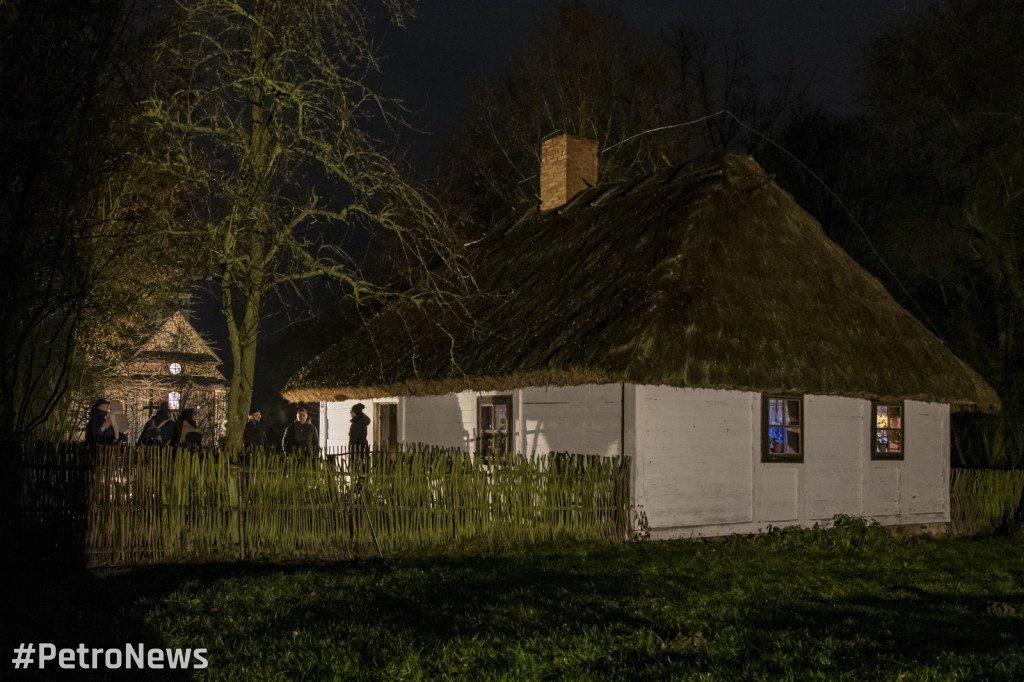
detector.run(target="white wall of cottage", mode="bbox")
[319,384,950,538]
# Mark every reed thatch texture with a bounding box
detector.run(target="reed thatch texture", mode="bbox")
[285,153,997,412]
[5,444,629,566]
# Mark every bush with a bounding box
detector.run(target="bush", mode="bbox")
[758,514,897,552]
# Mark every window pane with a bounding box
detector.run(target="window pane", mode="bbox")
[876,405,889,429]
[494,404,507,427]
[787,400,801,426]
[786,428,801,454]
[769,399,784,427]
[168,391,181,410]
[889,406,902,430]
[875,428,903,454]
[768,426,785,453]
[480,406,493,431]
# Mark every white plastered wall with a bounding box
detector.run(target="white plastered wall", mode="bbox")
[519,384,622,457]
[321,384,625,457]
[633,386,756,534]
[320,387,951,540]
[633,388,951,539]
[863,400,949,524]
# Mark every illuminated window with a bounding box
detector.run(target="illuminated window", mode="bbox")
[169,362,182,375]
[872,402,904,460]
[478,396,512,458]
[168,391,181,410]
[762,395,803,462]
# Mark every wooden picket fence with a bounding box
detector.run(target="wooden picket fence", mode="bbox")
[2,443,631,566]
[950,468,1024,535]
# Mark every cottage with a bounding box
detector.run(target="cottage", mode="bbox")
[106,311,228,445]
[284,135,998,539]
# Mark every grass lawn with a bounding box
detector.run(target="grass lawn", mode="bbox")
[5,522,1024,680]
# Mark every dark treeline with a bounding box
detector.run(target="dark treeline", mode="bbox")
[0,0,192,446]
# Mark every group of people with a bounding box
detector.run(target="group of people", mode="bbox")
[244,403,371,455]
[87,398,373,454]
[85,398,203,448]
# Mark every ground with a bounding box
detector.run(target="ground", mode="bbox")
[3,526,1023,680]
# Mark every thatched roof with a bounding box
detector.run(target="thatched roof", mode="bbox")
[285,153,999,413]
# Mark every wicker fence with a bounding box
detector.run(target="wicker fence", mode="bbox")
[3,443,631,566]
[950,468,1024,535]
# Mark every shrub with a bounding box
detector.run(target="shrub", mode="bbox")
[758,514,897,553]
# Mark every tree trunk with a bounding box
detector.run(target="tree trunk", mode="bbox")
[223,298,260,450]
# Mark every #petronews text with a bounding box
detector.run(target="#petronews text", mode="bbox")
[12,643,208,670]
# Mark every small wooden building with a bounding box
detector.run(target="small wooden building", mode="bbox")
[284,137,998,539]
[106,311,228,445]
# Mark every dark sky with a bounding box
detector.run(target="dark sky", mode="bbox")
[379,0,926,166]
[195,0,932,421]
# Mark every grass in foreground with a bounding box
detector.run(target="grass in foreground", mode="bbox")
[7,521,1024,680]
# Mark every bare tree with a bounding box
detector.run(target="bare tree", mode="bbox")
[438,0,694,227]
[142,0,464,448]
[438,3,811,229]
[669,18,809,156]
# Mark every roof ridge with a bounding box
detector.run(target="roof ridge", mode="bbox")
[495,152,739,235]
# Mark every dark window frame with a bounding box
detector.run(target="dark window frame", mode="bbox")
[374,402,399,452]
[477,395,513,458]
[871,401,905,461]
[761,394,805,463]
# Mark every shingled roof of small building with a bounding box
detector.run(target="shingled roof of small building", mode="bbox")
[284,153,999,412]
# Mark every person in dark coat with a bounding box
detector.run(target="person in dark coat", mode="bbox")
[243,408,267,449]
[86,398,116,445]
[137,402,176,447]
[349,403,371,454]
[174,408,202,447]
[282,406,318,456]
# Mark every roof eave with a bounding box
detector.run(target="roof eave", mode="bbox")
[283,371,1001,414]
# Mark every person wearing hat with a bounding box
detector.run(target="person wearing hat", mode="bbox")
[349,403,371,455]
[243,407,267,449]
[86,398,116,445]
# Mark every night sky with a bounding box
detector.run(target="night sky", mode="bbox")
[193,0,930,426]
[384,0,924,161]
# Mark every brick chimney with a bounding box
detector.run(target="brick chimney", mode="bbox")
[539,133,598,212]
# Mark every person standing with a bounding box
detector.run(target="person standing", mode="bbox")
[174,408,202,447]
[86,398,116,445]
[282,406,318,456]
[137,402,175,447]
[243,408,267,449]
[348,403,370,454]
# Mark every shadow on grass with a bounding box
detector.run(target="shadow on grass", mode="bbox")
[741,586,1024,677]
[1,554,202,681]
[6,539,1022,679]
